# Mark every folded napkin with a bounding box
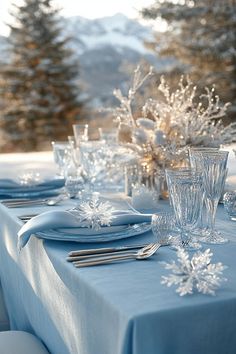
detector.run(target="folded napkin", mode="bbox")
[18,209,152,250]
[0,177,64,194]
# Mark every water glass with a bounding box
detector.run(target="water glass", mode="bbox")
[72,124,88,146]
[151,212,176,246]
[124,164,139,196]
[51,141,72,176]
[65,168,85,199]
[79,128,106,192]
[166,169,203,250]
[98,127,118,143]
[223,191,236,221]
[131,164,161,209]
[189,147,219,232]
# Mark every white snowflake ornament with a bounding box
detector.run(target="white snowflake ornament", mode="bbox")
[161,248,227,296]
[69,195,115,230]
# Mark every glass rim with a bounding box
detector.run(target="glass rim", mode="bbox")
[191,149,229,155]
[189,147,219,151]
[51,141,70,145]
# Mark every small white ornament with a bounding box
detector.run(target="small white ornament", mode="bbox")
[136,118,155,130]
[132,128,149,145]
[161,248,227,296]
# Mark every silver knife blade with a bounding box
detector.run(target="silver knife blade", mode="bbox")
[68,243,148,257]
[67,249,136,262]
[1,198,46,204]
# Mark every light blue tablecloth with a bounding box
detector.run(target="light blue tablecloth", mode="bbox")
[0,198,236,354]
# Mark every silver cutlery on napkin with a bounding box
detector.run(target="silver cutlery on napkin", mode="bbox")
[72,243,160,268]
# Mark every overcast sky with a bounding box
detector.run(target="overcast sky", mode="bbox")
[0,0,154,36]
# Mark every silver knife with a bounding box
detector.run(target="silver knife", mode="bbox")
[67,249,141,262]
[68,243,149,257]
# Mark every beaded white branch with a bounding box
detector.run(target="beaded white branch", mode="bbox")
[108,66,236,168]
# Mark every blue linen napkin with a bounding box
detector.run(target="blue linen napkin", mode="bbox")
[17,209,152,250]
[0,178,65,194]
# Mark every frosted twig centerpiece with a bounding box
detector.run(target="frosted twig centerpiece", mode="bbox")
[108,66,236,170]
[161,248,227,296]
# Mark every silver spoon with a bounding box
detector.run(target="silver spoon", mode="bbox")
[73,243,160,268]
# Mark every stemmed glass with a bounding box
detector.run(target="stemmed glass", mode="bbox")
[189,147,219,233]
[79,127,106,193]
[192,150,229,244]
[51,141,72,177]
[166,169,203,250]
[72,124,88,146]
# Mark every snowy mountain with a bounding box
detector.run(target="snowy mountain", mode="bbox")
[0,14,167,107]
[61,14,162,106]
[62,13,154,56]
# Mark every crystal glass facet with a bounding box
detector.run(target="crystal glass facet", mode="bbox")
[189,147,219,233]
[51,141,72,176]
[166,169,203,250]
[223,191,236,221]
[79,128,106,192]
[193,150,229,244]
[151,212,176,246]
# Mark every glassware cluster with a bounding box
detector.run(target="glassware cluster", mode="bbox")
[50,123,230,251]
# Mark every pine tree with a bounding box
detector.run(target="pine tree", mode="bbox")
[0,0,83,152]
[141,0,236,123]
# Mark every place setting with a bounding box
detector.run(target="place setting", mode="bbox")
[0,171,65,201]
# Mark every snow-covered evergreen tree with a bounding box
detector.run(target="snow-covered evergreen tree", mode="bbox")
[141,0,236,123]
[0,0,83,151]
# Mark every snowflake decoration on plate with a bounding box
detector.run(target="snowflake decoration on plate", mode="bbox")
[69,195,115,230]
[161,248,227,296]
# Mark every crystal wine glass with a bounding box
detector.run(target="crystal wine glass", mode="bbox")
[189,147,219,233]
[166,168,203,250]
[79,128,106,193]
[194,150,229,244]
[51,141,72,177]
[72,124,88,146]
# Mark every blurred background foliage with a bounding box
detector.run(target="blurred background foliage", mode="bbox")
[0,0,235,152]
[141,0,236,124]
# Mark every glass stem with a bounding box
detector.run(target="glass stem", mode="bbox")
[180,230,190,247]
[205,198,218,232]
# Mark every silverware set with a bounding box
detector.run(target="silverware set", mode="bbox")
[67,243,160,268]
[1,196,63,208]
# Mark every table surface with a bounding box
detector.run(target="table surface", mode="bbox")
[0,150,236,354]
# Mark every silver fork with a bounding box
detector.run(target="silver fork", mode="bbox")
[73,243,160,268]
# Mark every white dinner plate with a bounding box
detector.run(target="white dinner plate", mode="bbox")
[36,223,151,243]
